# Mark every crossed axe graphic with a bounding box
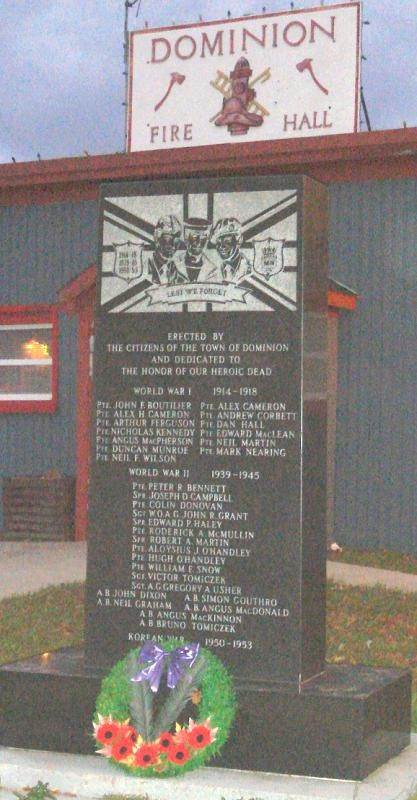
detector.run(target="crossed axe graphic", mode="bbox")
[154,72,186,112]
[296,58,329,95]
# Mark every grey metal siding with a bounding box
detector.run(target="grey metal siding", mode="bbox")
[0,200,98,528]
[329,179,417,555]
[0,201,98,303]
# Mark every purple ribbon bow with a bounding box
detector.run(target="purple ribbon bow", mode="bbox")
[131,640,200,693]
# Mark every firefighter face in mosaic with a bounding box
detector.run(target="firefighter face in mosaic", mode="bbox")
[183,219,211,262]
[154,216,182,261]
[212,218,243,262]
[186,231,208,257]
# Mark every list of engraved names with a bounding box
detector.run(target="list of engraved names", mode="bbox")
[92,328,299,663]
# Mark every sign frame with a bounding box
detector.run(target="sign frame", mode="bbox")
[127,2,361,153]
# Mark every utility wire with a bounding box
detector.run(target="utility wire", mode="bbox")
[360,87,372,132]
[360,7,372,131]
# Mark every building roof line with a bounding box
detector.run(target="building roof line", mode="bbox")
[1,127,417,192]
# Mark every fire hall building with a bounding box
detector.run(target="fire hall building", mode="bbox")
[0,128,416,554]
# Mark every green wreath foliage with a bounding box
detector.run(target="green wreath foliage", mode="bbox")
[94,638,236,778]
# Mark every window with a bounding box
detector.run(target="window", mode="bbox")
[0,305,58,413]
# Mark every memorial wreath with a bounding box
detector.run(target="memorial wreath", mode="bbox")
[93,638,236,777]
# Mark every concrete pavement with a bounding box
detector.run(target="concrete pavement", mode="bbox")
[327,559,417,593]
[0,541,87,599]
[0,738,416,800]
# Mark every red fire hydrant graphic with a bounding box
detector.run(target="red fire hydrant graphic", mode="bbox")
[214,57,264,136]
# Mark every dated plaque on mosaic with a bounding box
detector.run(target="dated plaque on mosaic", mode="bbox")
[86,175,328,687]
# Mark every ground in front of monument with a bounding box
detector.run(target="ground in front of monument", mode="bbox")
[0,738,416,800]
[0,175,412,793]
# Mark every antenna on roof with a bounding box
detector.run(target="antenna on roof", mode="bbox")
[359,8,371,131]
[123,0,141,152]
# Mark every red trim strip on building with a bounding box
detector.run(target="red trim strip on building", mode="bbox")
[59,264,96,317]
[74,292,94,541]
[1,127,417,207]
[328,290,358,311]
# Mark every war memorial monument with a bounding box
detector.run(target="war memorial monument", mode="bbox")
[0,3,412,785]
[0,174,411,781]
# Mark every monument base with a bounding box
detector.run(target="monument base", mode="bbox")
[0,648,411,781]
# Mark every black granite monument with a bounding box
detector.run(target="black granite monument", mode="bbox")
[86,174,326,686]
[0,175,411,779]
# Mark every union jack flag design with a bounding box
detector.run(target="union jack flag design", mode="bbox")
[100,188,298,313]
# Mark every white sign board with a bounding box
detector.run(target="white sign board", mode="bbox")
[127,2,361,153]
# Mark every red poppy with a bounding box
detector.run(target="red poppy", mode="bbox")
[157,731,175,751]
[95,721,122,745]
[134,743,160,767]
[111,736,134,761]
[166,742,191,764]
[119,724,137,744]
[187,724,212,749]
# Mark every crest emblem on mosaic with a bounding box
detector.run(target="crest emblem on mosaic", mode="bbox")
[113,242,144,282]
[253,238,285,281]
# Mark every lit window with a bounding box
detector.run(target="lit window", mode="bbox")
[0,306,58,413]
